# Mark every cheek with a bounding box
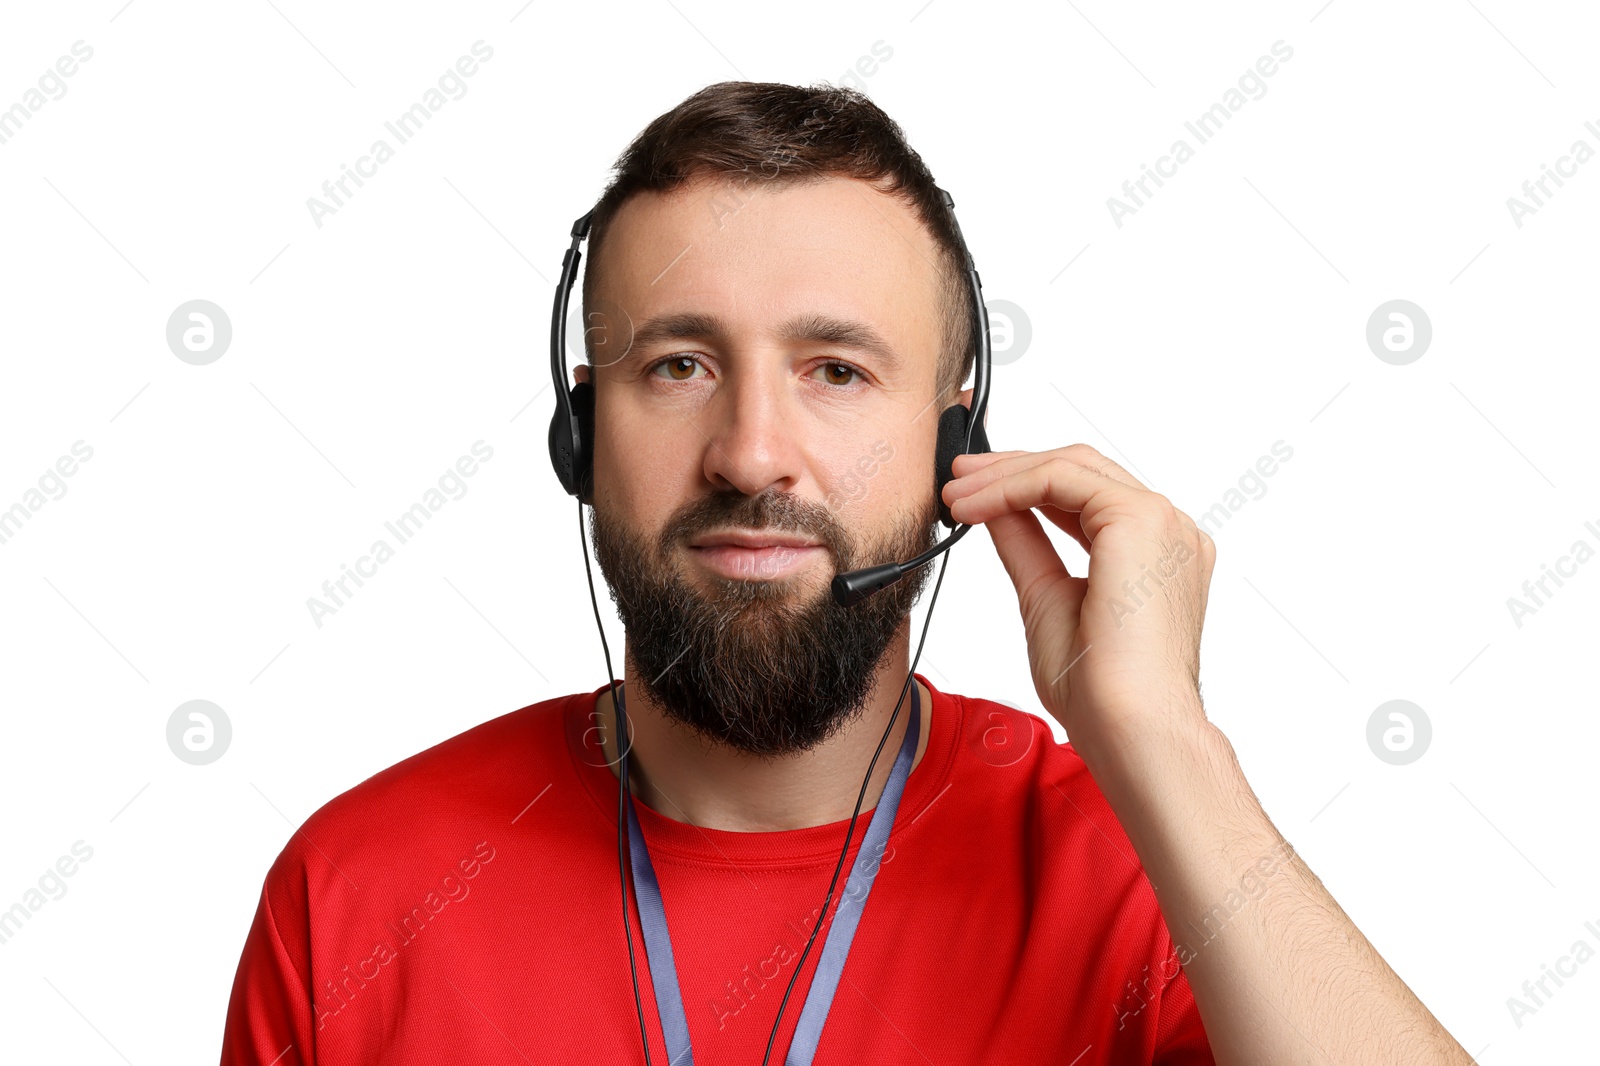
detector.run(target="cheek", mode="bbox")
[823,437,922,515]
[594,413,691,526]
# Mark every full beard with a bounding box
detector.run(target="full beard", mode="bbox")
[588,486,938,759]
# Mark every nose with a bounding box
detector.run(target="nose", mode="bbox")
[699,360,805,498]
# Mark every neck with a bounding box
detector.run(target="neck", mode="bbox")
[593,635,931,832]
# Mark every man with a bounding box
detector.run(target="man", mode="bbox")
[220,82,1471,1064]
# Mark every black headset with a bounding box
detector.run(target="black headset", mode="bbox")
[549,184,993,1065]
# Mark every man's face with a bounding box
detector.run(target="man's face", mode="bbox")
[581,173,950,757]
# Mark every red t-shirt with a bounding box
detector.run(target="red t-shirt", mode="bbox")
[219,674,1213,1064]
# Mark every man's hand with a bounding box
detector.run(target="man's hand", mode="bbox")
[943,443,1473,1065]
[941,444,1217,757]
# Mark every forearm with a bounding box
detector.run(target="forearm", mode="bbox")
[1076,702,1471,1066]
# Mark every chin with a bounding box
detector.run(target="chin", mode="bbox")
[698,570,830,612]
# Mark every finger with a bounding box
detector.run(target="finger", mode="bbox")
[1037,503,1091,555]
[986,507,1071,589]
[985,509,1087,678]
[940,444,1145,505]
[1172,507,1218,588]
[947,449,1028,477]
[947,441,1139,486]
[948,456,1132,529]
[950,451,1095,551]
[1070,450,1148,493]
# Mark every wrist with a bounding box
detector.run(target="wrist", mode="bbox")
[1069,706,1262,879]
[1068,688,1222,784]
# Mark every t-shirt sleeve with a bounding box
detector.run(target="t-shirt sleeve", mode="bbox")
[218,871,317,1065]
[1151,928,1216,1065]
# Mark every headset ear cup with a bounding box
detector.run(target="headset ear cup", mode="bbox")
[547,406,575,496]
[570,380,596,503]
[934,403,991,528]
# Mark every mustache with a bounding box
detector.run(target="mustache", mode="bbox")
[659,489,848,562]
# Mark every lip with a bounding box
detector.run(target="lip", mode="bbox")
[688,529,825,550]
[686,530,828,580]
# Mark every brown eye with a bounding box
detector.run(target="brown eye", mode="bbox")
[654,356,703,381]
[816,362,859,386]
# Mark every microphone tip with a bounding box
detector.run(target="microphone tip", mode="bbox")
[831,563,905,608]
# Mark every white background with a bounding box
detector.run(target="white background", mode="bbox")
[1,1,1596,1062]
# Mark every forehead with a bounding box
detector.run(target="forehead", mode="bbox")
[589,174,943,372]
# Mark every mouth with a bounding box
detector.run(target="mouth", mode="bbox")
[689,528,825,551]
[686,529,829,580]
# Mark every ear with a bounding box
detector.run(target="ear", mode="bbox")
[935,385,991,529]
[954,385,990,434]
[574,363,592,386]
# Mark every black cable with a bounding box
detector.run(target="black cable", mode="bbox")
[580,495,955,1065]
[576,500,653,1066]
[760,546,952,1066]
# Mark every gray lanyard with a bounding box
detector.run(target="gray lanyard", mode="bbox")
[620,682,921,1066]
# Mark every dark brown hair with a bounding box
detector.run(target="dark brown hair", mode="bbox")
[581,80,974,402]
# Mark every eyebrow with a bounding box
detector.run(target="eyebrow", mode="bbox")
[627,311,904,373]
